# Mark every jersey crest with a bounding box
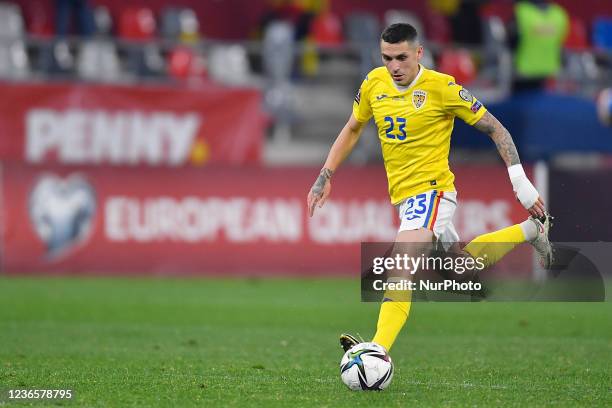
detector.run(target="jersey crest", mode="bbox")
[412,90,427,109]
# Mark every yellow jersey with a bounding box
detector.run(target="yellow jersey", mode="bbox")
[352,65,487,205]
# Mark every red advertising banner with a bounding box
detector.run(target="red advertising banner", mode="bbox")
[0,163,528,275]
[0,82,266,166]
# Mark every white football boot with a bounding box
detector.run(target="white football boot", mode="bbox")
[529,213,554,269]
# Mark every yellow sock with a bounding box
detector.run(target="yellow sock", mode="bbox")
[371,224,526,351]
[463,224,526,267]
[372,289,411,351]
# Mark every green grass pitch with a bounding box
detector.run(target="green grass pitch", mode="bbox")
[0,277,610,407]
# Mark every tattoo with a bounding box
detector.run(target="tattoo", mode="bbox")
[474,111,520,166]
[311,168,333,196]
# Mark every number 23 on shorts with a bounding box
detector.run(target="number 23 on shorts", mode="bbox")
[400,190,441,230]
[403,193,427,221]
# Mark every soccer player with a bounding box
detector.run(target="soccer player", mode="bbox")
[306,23,554,354]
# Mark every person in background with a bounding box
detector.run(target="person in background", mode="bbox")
[510,0,569,92]
[258,0,326,77]
[259,0,322,41]
[55,0,95,37]
[430,0,486,46]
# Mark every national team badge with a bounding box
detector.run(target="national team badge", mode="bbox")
[412,90,427,109]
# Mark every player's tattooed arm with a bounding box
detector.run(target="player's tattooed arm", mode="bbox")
[474,111,521,167]
[307,168,333,217]
[311,168,333,197]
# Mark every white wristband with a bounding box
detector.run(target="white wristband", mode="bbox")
[507,164,526,180]
[507,164,539,209]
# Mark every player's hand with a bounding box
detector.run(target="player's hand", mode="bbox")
[307,168,333,217]
[527,196,546,219]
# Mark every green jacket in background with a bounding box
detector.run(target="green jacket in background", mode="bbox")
[515,1,569,78]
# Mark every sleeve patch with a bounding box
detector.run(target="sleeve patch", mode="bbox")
[459,89,473,102]
[354,88,361,104]
[471,100,483,113]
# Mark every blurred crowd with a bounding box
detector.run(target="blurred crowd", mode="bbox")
[0,0,610,124]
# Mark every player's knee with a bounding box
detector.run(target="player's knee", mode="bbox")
[395,227,435,244]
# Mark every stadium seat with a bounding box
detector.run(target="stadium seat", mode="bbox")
[424,10,451,44]
[262,21,295,83]
[593,18,612,50]
[0,2,24,39]
[345,12,380,47]
[261,21,297,140]
[479,16,512,95]
[168,46,192,79]
[161,7,200,43]
[483,16,507,46]
[27,1,53,37]
[76,39,122,82]
[481,16,508,69]
[161,7,181,39]
[345,12,380,79]
[117,7,161,78]
[310,11,343,47]
[208,45,251,86]
[564,17,589,51]
[557,17,599,94]
[125,43,165,78]
[93,6,113,37]
[562,51,600,85]
[0,40,30,79]
[119,7,156,41]
[437,49,477,85]
[167,46,205,80]
[38,40,75,77]
[178,8,199,44]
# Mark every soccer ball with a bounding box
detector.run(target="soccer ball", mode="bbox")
[339,342,394,390]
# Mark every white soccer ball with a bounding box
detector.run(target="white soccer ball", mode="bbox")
[339,342,394,391]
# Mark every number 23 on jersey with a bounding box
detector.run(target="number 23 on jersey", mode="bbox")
[384,116,407,141]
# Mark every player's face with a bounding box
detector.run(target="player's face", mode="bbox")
[381,40,423,86]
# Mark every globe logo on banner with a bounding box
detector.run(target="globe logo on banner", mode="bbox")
[29,173,97,258]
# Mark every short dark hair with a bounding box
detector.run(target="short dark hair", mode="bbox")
[381,23,418,44]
